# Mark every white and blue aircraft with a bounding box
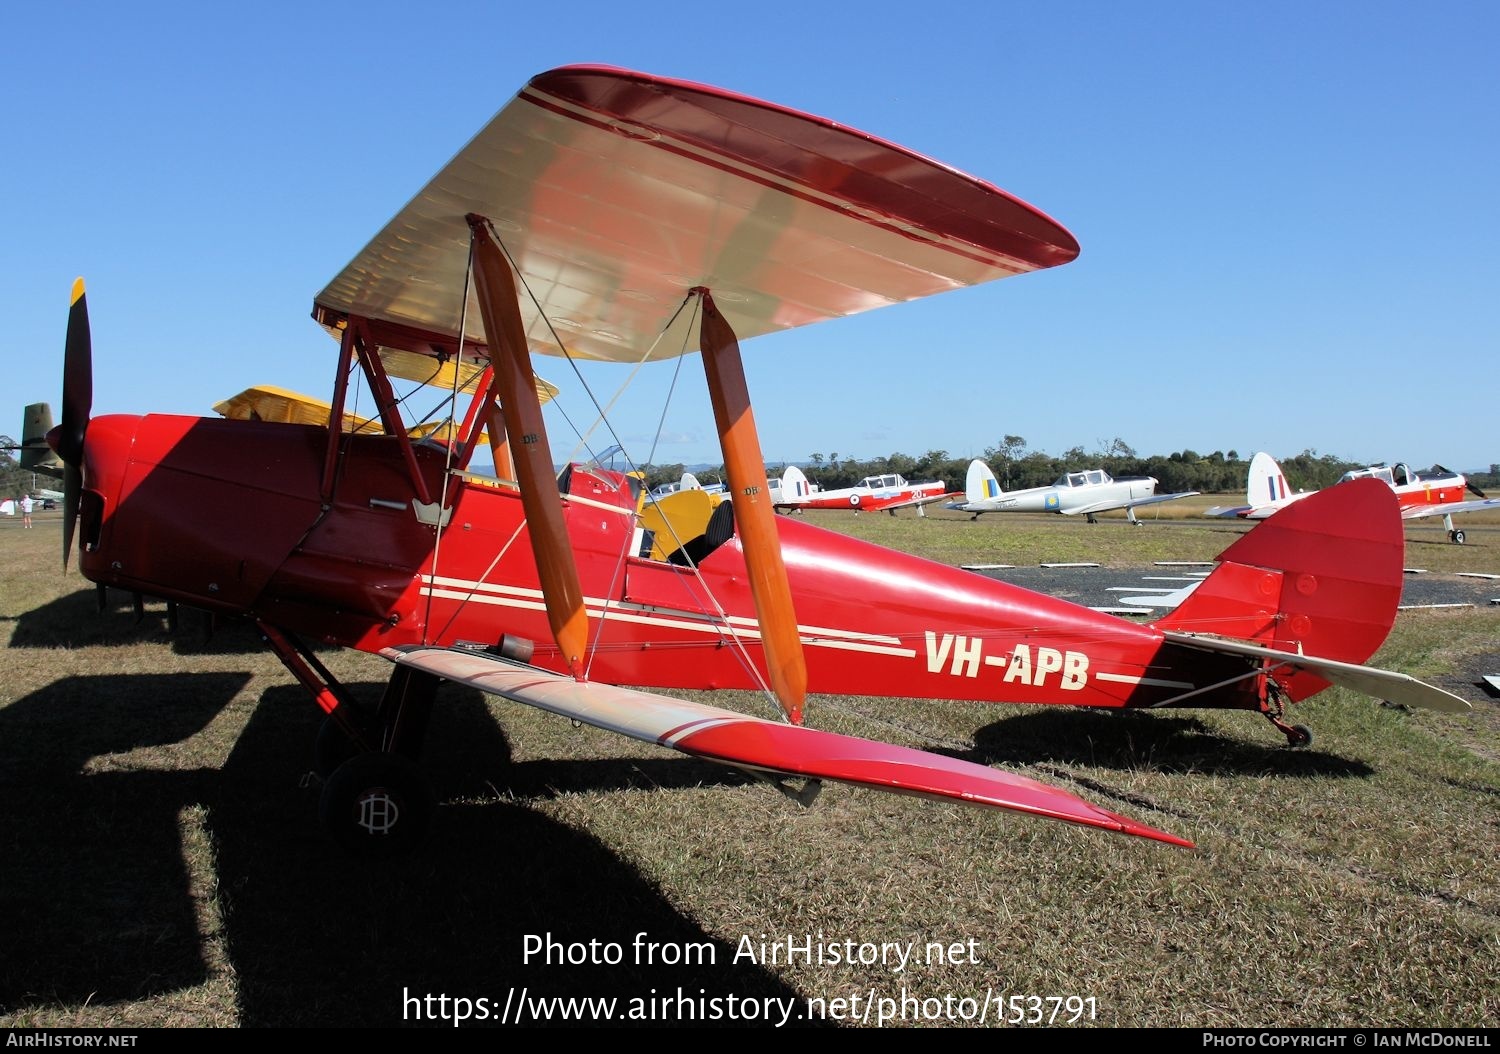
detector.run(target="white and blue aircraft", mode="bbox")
[949,459,1198,524]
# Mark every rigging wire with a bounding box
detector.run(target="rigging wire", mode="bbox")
[426,516,531,644]
[563,295,695,469]
[581,301,699,683]
[423,239,478,645]
[477,222,781,715]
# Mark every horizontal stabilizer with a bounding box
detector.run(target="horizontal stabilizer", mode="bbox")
[382,645,1192,846]
[1159,631,1470,712]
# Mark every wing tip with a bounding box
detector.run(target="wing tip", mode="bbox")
[1107,815,1196,849]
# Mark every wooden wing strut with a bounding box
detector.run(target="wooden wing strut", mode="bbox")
[467,215,588,679]
[698,290,808,725]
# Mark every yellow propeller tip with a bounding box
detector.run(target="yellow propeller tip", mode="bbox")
[70,277,86,304]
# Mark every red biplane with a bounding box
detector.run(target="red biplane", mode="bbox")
[50,66,1467,855]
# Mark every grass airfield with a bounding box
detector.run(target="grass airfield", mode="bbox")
[1,502,1496,1028]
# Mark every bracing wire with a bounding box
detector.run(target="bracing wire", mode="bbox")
[564,296,695,469]
[423,240,478,645]
[477,221,782,714]
[644,347,689,471]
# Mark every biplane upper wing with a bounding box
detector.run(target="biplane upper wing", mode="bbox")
[313,65,1079,365]
[215,356,557,433]
[214,385,382,432]
[377,348,559,402]
[381,645,1191,847]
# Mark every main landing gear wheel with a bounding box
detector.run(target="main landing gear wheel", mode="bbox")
[319,751,434,858]
[1450,529,1466,544]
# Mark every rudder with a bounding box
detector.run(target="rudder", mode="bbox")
[965,459,1002,503]
[20,402,62,473]
[1246,451,1290,506]
[781,465,812,499]
[1153,478,1403,699]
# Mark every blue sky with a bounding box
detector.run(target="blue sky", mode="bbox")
[4,1,1496,473]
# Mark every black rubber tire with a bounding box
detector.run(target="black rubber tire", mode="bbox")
[1289,724,1314,749]
[1451,529,1466,544]
[319,752,434,858]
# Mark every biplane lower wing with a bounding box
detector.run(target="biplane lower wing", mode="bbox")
[1157,631,1471,713]
[380,645,1193,847]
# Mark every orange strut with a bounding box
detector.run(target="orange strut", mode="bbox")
[699,291,807,725]
[468,217,588,679]
[486,402,516,481]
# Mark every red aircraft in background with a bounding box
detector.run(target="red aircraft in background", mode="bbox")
[1209,452,1499,543]
[769,466,953,516]
[49,66,1467,856]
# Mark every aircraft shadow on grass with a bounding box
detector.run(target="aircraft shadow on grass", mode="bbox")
[956,708,1375,780]
[8,587,268,655]
[0,675,812,1027]
[0,673,246,1012]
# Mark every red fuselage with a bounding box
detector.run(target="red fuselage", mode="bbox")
[77,414,1260,713]
[1394,480,1469,510]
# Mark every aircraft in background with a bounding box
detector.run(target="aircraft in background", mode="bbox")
[4,403,65,478]
[1344,463,1498,543]
[769,465,952,516]
[44,65,1469,857]
[1205,451,1308,520]
[949,459,1198,523]
[649,471,725,501]
[1208,452,1499,543]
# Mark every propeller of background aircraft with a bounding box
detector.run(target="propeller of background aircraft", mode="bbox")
[1434,465,1487,499]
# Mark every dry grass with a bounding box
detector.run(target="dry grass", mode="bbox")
[1,507,1496,1028]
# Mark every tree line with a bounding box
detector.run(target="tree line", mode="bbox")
[640,437,1500,495]
[7,438,1492,501]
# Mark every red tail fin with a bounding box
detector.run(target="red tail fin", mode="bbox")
[1154,479,1403,695]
